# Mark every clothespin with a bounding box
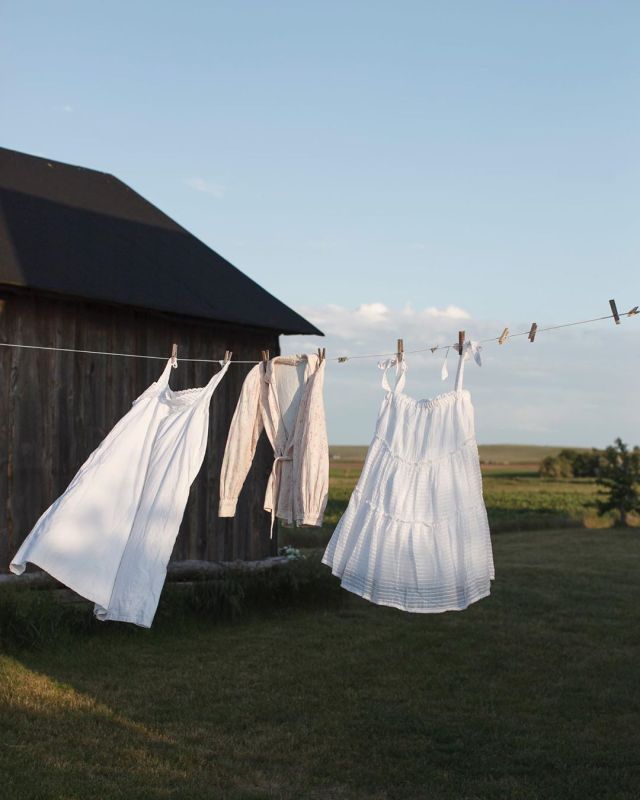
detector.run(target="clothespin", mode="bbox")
[430,346,438,353]
[498,327,509,345]
[261,350,270,364]
[223,350,232,364]
[627,306,639,317]
[457,331,465,355]
[528,323,538,342]
[337,356,348,363]
[317,347,326,362]
[609,299,620,325]
[397,339,404,363]
[171,343,178,366]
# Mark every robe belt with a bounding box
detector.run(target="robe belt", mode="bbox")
[267,454,293,538]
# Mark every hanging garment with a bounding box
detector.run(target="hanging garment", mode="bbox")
[219,353,328,532]
[10,358,229,627]
[323,343,494,613]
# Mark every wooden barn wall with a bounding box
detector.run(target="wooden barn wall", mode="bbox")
[0,289,281,572]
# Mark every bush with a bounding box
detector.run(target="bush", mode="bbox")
[563,449,602,478]
[539,449,603,479]
[539,455,574,479]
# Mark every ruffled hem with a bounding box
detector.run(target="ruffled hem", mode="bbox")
[324,565,493,613]
[323,494,494,614]
[345,488,488,528]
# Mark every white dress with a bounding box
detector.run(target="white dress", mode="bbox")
[10,358,229,627]
[323,344,494,613]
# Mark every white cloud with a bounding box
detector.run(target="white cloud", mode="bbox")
[186,177,225,198]
[355,302,389,324]
[423,305,470,320]
[282,302,640,447]
[294,301,473,346]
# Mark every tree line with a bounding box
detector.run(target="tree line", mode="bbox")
[539,439,640,527]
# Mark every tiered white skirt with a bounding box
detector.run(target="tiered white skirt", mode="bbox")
[323,389,494,612]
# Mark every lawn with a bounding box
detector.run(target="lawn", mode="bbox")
[1,528,639,800]
[1,447,639,799]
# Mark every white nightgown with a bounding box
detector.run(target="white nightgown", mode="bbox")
[323,343,494,613]
[10,358,229,627]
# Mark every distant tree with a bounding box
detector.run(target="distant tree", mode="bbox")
[539,454,574,479]
[595,438,640,527]
[541,448,604,479]
[557,448,579,464]
[572,449,602,478]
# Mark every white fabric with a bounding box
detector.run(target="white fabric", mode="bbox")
[10,359,229,627]
[218,354,328,532]
[323,342,494,613]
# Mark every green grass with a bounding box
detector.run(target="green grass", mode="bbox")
[1,529,639,799]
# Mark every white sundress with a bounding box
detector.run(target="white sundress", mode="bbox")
[10,358,229,627]
[323,343,494,613]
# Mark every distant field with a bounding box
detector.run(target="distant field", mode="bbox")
[330,444,572,465]
[285,444,628,550]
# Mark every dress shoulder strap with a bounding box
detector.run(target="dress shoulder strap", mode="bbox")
[379,357,407,394]
[454,349,466,391]
[203,358,231,396]
[151,358,176,390]
[454,341,483,391]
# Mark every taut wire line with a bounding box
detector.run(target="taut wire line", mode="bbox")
[0,306,637,365]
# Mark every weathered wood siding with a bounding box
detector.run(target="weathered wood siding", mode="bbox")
[0,289,280,571]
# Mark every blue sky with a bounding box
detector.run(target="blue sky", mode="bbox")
[2,1,639,444]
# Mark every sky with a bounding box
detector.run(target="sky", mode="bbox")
[1,1,639,445]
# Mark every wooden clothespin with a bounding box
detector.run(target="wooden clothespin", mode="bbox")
[457,331,465,355]
[171,343,178,365]
[498,327,509,345]
[397,339,404,363]
[430,346,438,353]
[317,347,326,362]
[337,356,348,363]
[261,350,270,364]
[528,323,538,342]
[627,306,639,317]
[223,350,232,364]
[609,298,620,325]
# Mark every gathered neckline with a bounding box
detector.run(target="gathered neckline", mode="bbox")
[160,385,208,407]
[387,388,470,410]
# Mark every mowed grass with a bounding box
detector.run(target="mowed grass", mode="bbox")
[1,529,639,799]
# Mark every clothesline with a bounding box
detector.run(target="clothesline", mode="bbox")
[0,303,637,365]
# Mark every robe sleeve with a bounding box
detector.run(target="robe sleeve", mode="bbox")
[219,365,264,517]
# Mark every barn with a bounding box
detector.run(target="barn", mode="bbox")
[0,147,322,571]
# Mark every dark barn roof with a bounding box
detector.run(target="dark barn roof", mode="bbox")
[0,147,322,336]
